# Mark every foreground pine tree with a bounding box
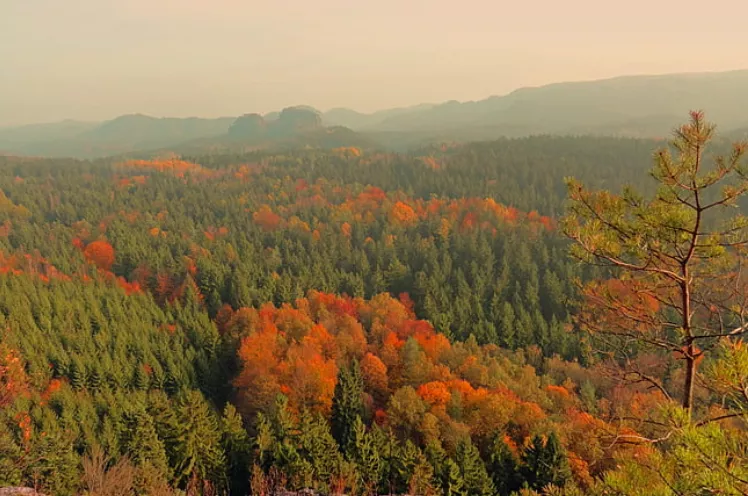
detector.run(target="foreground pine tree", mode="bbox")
[564,111,747,417]
[564,112,748,494]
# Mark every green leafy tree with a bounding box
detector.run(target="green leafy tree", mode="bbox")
[387,386,428,439]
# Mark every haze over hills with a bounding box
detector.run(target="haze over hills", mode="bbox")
[0,115,234,158]
[326,69,748,138]
[2,69,747,158]
[321,103,438,130]
[0,120,98,149]
[729,125,748,141]
[170,107,375,155]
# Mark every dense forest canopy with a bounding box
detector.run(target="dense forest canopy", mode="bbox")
[0,121,746,495]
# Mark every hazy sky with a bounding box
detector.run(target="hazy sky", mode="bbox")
[1,0,747,126]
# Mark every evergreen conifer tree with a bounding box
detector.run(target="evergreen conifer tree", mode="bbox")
[455,439,495,496]
[488,434,522,495]
[330,361,364,453]
[349,416,382,492]
[522,432,572,490]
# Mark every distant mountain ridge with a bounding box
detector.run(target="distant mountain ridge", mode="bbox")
[2,69,747,157]
[322,103,437,129]
[0,114,234,158]
[325,70,748,136]
[171,107,374,155]
[0,120,98,151]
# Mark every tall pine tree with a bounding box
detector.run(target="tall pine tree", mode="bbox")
[330,361,364,453]
[455,439,495,496]
[522,432,572,491]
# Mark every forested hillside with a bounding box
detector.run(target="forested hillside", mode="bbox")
[0,120,745,495]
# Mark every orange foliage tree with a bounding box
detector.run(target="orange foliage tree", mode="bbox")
[83,240,115,271]
[389,201,419,226]
[0,345,28,408]
[252,205,283,232]
[230,291,642,481]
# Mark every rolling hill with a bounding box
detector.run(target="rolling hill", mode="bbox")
[171,108,374,155]
[325,69,748,140]
[0,120,97,153]
[0,115,234,158]
[2,69,746,158]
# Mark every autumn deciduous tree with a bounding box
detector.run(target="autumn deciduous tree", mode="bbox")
[390,201,419,226]
[361,352,389,403]
[0,345,27,408]
[253,205,283,232]
[83,240,116,271]
[563,112,748,419]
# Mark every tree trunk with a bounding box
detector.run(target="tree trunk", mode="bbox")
[683,351,696,418]
[681,268,695,418]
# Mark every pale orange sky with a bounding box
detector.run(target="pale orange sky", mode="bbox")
[1,0,747,126]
